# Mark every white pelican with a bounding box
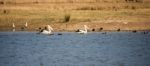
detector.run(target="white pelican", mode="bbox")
[12,23,15,28]
[40,25,53,35]
[12,23,15,32]
[77,25,89,34]
[25,22,28,27]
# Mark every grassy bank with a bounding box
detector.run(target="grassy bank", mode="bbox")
[0,0,150,31]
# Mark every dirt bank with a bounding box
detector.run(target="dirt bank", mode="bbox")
[49,22,150,31]
[0,22,150,32]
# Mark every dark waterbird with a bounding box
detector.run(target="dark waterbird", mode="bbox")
[57,33,62,35]
[117,29,121,32]
[143,31,149,34]
[92,29,95,31]
[102,32,107,34]
[76,29,80,32]
[132,30,137,33]
[99,27,103,31]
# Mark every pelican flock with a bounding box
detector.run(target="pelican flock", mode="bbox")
[11,23,90,34]
[40,25,53,35]
[77,25,89,34]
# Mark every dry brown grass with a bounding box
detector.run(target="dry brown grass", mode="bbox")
[0,0,149,31]
[0,0,150,4]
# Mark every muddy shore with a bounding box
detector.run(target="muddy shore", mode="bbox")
[0,22,150,32]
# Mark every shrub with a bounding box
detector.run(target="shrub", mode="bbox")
[63,14,70,22]
[0,1,4,4]
[3,10,9,14]
[32,0,39,4]
[131,6,136,10]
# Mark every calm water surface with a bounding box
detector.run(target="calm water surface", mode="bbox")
[0,32,150,66]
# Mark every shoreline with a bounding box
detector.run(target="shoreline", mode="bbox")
[0,22,150,32]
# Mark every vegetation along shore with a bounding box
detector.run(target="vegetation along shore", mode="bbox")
[0,0,150,31]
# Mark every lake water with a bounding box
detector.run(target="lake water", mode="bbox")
[0,32,150,66]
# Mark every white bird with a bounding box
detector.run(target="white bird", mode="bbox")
[12,23,15,28]
[41,25,53,35]
[77,25,89,34]
[12,23,15,32]
[25,22,28,27]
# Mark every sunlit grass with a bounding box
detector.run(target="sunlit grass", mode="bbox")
[0,1,149,31]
